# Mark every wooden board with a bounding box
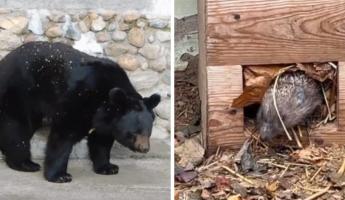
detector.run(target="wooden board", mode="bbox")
[205,0,345,65]
[338,62,345,131]
[198,0,208,149]
[206,65,245,154]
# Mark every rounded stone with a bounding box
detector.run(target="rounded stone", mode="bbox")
[149,18,169,29]
[48,11,66,23]
[154,118,170,132]
[105,42,138,57]
[100,10,116,21]
[111,31,127,41]
[128,27,145,48]
[65,22,81,40]
[0,16,28,34]
[117,54,140,71]
[156,30,170,42]
[118,21,130,31]
[136,19,147,28]
[139,44,164,60]
[147,34,155,43]
[96,31,111,42]
[24,33,48,43]
[154,99,170,120]
[149,57,167,72]
[129,70,160,91]
[0,30,22,50]
[78,20,89,33]
[28,10,46,35]
[123,10,141,22]
[91,16,106,32]
[137,55,148,70]
[45,25,63,38]
[88,11,98,20]
[107,22,117,31]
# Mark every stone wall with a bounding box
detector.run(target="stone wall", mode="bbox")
[0,8,171,140]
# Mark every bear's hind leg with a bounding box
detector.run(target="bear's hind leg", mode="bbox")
[0,117,40,172]
[88,134,118,175]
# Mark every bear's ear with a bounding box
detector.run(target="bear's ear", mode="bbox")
[109,88,128,106]
[144,93,161,110]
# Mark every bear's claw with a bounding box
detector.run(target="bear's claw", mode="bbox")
[47,173,72,183]
[94,163,119,175]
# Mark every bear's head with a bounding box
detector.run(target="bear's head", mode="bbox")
[92,88,161,153]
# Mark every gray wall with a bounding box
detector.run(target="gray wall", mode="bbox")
[0,0,171,16]
[175,0,197,19]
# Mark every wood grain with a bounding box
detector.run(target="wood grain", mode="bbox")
[198,0,208,149]
[205,0,345,65]
[338,62,345,131]
[311,123,345,144]
[206,65,245,154]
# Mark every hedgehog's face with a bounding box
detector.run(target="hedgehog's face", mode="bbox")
[259,122,275,141]
[257,108,282,141]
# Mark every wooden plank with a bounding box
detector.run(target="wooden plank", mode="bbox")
[338,62,345,131]
[205,0,345,65]
[198,0,208,149]
[311,123,345,145]
[206,65,245,154]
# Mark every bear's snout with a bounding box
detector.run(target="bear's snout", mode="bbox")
[134,135,150,153]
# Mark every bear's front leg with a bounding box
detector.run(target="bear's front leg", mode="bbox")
[44,130,74,183]
[88,133,118,175]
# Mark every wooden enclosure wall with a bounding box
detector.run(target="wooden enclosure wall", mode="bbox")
[199,0,345,154]
[206,0,345,66]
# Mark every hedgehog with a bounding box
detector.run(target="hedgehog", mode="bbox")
[257,71,322,141]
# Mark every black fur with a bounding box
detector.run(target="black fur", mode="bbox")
[0,42,161,183]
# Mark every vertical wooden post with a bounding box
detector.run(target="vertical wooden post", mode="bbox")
[206,66,245,154]
[198,0,208,149]
[338,62,345,131]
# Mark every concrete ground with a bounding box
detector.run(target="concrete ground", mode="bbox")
[0,135,171,200]
[0,158,170,200]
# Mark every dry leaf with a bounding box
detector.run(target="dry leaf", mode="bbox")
[175,137,205,168]
[265,180,280,193]
[244,65,284,85]
[290,146,326,164]
[200,178,216,189]
[215,176,231,191]
[232,65,287,108]
[296,63,335,82]
[227,194,241,200]
[175,170,198,183]
[232,85,269,108]
[201,189,212,199]
[234,139,256,172]
[174,190,181,200]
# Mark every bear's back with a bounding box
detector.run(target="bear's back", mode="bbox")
[0,42,140,112]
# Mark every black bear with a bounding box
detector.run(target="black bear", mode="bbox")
[0,41,161,183]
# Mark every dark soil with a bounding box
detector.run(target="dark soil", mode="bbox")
[174,54,200,131]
